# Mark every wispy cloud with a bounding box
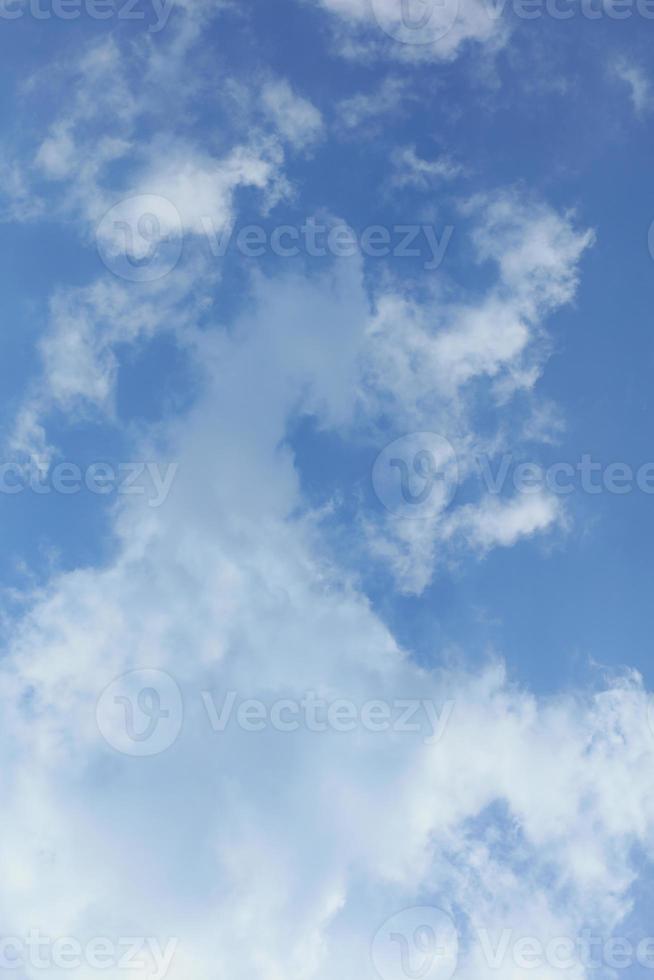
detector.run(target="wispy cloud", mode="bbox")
[614,57,652,115]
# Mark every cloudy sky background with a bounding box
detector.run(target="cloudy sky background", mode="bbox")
[1,1,654,978]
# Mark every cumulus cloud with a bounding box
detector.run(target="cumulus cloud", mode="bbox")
[102,140,288,243]
[357,193,593,592]
[6,21,313,242]
[443,490,565,549]
[2,22,328,459]
[1,257,653,979]
[1,12,638,980]
[10,186,593,589]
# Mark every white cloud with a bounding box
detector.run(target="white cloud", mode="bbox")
[0,158,43,222]
[11,186,593,592]
[8,24,304,240]
[613,58,652,115]
[34,123,77,179]
[109,140,288,242]
[390,145,463,188]
[464,193,596,315]
[9,257,217,465]
[2,28,329,460]
[309,0,508,62]
[444,490,565,549]
[261,79,325,150]
[0,67,647,966]
[336,76,413,129]
[1,287,654,977]
[32,37,136,187]
[359,193,593,592]
[1,4,650,978]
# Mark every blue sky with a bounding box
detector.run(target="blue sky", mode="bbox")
[2,1,654,978]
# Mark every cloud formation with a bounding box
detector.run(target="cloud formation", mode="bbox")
[0,9,649,980]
